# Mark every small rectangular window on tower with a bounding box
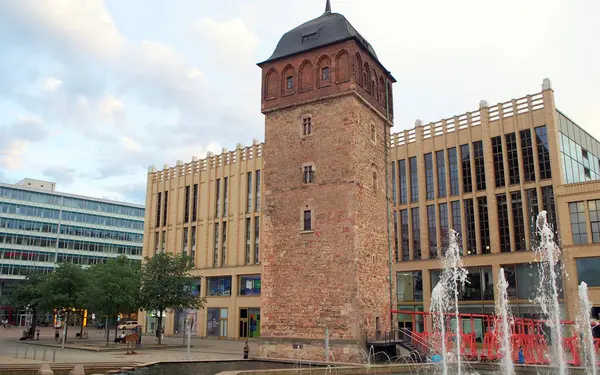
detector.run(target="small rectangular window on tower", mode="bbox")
[371,124,376,142]
[322,67,330,81]
[303,210,312,231]
[303,166,315,183]
[303,117,312,135]
[286,76,294,89]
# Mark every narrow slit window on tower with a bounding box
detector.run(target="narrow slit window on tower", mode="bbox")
[286,76,294,89]
[371,124,376,142]
[372,171,378,190]
[303,117,312,135]
[303,210,312,231]
[303,165,315,183]
[322,67,330,81]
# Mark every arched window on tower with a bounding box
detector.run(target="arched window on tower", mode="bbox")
[282,65,296,96]
[363,62,370,92]
[318,56,331,87]
[355,53,363,86]
[372,69,378,101]
[335,51,349,82]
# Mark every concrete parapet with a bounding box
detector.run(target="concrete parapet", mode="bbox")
[68,364,85,375]
[37,364,53,375]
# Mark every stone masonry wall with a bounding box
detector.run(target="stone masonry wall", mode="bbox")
[261,93,393,348]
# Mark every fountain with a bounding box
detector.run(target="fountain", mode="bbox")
[497,268,515,375]
[533,211,566,374]
[576,282,597,375]
[430,229,468,375]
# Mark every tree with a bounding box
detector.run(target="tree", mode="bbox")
[138,252,205,344]
[44,263,88,343]
[84,256,141,346]
[10,273,51,326]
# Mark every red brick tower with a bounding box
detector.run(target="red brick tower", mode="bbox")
[258,1,396,362]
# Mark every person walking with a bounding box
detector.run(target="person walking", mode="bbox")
[243,341,250,359]
[35,325,40,340]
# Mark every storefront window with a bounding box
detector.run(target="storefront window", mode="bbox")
[576,257,600,287]
[207,307,227,337]
[207,276,232,296]
[239,275,261,296]
[396,271,423,302]
[207,308,219,336]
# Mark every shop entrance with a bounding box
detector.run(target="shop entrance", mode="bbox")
[239,308,260,338]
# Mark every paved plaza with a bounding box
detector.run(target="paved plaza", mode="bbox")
[0,326,252,366]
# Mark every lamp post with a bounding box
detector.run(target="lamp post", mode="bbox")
[187,314,193,360]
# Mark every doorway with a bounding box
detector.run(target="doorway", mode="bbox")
[239,308,260,338]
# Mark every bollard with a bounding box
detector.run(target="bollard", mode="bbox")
[37,364,54,375]
[33,347,37,360]
[52,348,56,362]
[24,346,29,359]
[68,364,85,375]
[43,348,47,361]
[15,346,19,359]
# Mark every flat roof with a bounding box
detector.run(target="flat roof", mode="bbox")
[0,181,145,209]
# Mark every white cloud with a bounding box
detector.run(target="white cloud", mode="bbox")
[191,17,260,70]
[0,116,50,170]
[0,0,207,115]
[97,95,125,125]
[121,137,143,153]
[42,77,62,91]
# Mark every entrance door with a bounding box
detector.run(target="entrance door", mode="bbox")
[239,309,249,338]
[219,308,228,338]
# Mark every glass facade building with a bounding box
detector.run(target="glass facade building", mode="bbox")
[557,110,600,183]
[0,178,143,325]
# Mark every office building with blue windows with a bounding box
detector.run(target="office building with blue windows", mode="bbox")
[0,178,144,326]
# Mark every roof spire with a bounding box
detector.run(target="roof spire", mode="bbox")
[325,0,331,13]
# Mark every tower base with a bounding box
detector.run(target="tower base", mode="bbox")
[258,337,366,363]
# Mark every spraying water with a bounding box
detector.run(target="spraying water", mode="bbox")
[431,282,448,375]
[497,268,515,375]
[430,229,468,375]
[533,211,566,374]
[577,282,597,375]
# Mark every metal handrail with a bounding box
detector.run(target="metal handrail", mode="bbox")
[396,328,436,355]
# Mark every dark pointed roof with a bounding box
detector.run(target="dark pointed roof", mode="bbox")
[259,4,379,66]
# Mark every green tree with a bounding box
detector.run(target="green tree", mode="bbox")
[85,256,141,346]
[10,273,51,326]
[138,252,205,344]
[44,263,88,343]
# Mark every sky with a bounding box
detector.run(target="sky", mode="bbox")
[0,0,598,205]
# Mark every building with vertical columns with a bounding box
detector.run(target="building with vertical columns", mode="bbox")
[393,79,600,337]
[141,2,600,351]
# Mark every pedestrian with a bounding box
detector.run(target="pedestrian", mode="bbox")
[518,345,525,364]
[243,341,250,359]
[54,328,60,342]
[35,325,40,340]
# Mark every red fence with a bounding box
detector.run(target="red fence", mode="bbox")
[392,309,600,366]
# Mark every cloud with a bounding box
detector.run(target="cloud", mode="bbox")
[43,166,78,185]
[43,77,63,91]
[190,17,260,71]
[98,95,126,125]
[0,116,50,170]
[0,0,207,116]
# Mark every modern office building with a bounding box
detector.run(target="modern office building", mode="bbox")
[0,178,144,325]
[141,1,600,353]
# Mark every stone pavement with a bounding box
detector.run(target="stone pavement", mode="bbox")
[0,326,250,366]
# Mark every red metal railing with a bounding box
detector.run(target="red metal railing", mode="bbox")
[391,309,600,367]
